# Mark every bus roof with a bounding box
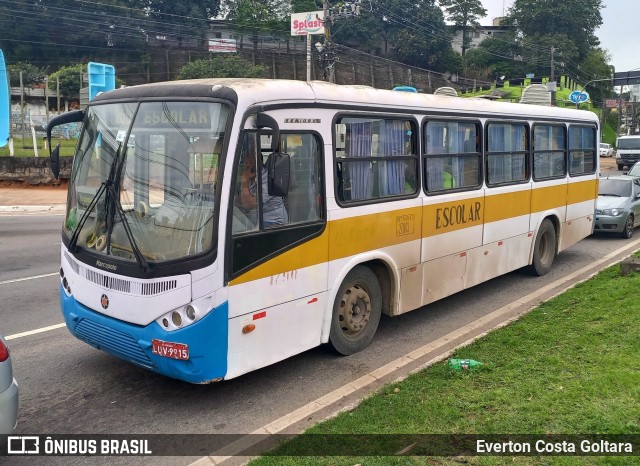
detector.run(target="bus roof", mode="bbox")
[93,78,599,123]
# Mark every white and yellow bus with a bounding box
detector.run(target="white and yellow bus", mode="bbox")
[47,79,598,383]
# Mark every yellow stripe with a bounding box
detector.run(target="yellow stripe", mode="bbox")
[328,207,422,261]
[484,189,532,223]
[531,184,568,212]
[423,198,483,236]
[568,179,598,204]
[230,179,598,285]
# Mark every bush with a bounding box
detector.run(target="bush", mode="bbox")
[176,55,268,80]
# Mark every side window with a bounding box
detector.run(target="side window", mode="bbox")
[568,125,596,176]
[232,131,323,234]
[424,120,481,193]
[335,116,418,203]
[533,124,566,180]
[486,122,529,185]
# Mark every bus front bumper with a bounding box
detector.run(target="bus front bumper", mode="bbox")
[60,288,229,384]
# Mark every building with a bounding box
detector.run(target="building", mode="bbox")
[450,18,512,55]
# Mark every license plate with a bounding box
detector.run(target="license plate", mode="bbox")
[152,339,189,360]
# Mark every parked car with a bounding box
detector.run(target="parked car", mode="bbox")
[625,161,640,178]
[0,334,19,434]
[594,176,640,239]
[599,142,613,157]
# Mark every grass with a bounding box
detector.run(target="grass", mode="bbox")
[0,137,77,157]
[248,264,640,465]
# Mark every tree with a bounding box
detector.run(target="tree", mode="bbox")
[227,0,290,59]
[508,0,603,61]
[49,64,84,100]
[176,56,268,79]
[389,0,453,72]
[578,48,614,104]
[440,0,487,56]
[7,62,47,87]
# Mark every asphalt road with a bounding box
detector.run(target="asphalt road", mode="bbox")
[1,185,638,465]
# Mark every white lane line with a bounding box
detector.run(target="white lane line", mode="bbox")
[192,236,640,465]
[0,272,58,286]
[6,323,66,341]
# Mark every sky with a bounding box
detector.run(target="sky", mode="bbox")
[479,0,638,73]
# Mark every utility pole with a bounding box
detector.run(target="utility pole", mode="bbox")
[550,46,556,106]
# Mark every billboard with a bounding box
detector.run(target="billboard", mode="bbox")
[290,11,325,36]
[208,38,237,53]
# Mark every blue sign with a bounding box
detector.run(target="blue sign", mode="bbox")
[0,49,9,147]
[569,90,590,104]
[88,62,115,101]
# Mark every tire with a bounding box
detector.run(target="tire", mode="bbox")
[618,164,624,170]
[527,219,557,276]
[329,266,382,355]
[622,214,634,239]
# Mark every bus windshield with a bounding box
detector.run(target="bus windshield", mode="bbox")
[64,101,229,264]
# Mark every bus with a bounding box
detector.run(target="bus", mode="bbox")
[46,79,599,383]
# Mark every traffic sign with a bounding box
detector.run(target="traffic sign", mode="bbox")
[569,90,589,104]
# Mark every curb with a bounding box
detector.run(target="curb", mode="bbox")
[0,205,66,214]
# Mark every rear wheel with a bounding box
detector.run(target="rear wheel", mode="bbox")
[622,215,634,239]
[527,219,557,276]
[329,266,382,355]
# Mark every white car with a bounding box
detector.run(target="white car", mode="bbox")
[0,334,19,434]
[600,143,613,157]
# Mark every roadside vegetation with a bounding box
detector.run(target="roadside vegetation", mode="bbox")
[0,137,76,158]
[249,263,640,465]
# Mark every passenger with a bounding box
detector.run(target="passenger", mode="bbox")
[237,136,288,228]
[443,169,457,189]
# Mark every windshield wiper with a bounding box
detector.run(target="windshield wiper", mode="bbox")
[105,183,150,273]
[68,183,107,253]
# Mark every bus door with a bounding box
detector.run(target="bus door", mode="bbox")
[226,119,328,379]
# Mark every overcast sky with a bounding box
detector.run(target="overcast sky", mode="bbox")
[479,0,638,73]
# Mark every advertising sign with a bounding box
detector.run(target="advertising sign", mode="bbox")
[290,11,325,36]
[0,49,8,147]
[208,39,237,53]
[605,99,619,108]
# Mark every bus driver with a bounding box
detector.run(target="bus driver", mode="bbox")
[236,135,288,229]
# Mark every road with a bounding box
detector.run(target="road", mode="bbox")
[1,173,637,464]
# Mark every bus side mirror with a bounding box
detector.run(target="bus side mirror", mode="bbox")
[45,109,84,179]
[50,144,61,179]
[267,152,290,197]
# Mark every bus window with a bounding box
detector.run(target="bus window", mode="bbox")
[486,122,529,185]
[232,131,323,234]
[533,125,566,180]
[424,120,481,192]
[335,117,418,203]
[569,125,596,176]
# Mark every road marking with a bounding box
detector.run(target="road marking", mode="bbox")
[192,235,640,465]
[0,272,58,286]
[6,323,66,341]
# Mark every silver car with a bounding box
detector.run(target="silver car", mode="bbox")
[0,333,19,434]
[594,176,640,239]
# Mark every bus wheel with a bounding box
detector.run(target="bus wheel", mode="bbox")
[329,266,382,355]
[527,219,557,276]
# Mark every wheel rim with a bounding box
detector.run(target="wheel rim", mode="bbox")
[539,230,553,266]
[338,284,371,338]
[627,217,634,237]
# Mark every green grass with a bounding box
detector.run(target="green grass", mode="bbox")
[0,137,77,157]
[248,264,640,465]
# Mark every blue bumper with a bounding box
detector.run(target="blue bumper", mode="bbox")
[60,288,228,383]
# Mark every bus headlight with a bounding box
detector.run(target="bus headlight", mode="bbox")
[157,304,200,331]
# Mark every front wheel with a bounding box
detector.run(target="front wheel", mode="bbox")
[527,219,557,276]
[622,215,634,239]
[329,266,382,355]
